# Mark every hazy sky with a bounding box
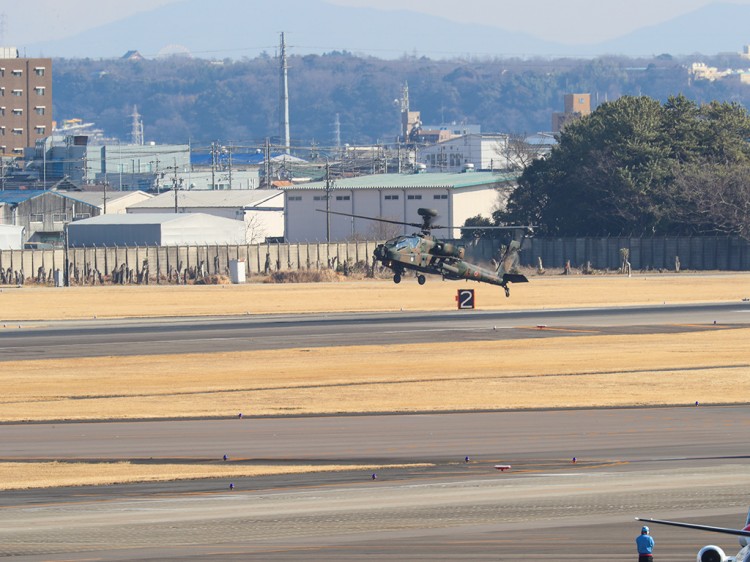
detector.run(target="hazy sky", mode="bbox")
[5,0,750,47]
[330,0,750,43]
[2,0,180,45]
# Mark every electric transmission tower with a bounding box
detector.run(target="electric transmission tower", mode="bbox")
[131,105,144,145]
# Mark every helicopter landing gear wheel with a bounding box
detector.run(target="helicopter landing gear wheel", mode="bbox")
[504,286,510,298]
[393,273,402,284]
[417,275,426,285]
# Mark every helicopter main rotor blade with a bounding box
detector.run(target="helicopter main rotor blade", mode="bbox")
[316,209,423,229]
[316,209,533,234]
[459,226,534,230]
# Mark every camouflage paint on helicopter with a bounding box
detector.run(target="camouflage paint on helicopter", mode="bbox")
[322,208,529,297]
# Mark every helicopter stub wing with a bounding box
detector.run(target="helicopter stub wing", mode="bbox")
[502,273,529,284]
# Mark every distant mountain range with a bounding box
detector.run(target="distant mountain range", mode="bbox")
[22,0,750,60]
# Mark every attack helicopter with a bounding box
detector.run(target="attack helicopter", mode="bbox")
[319,208,530,297]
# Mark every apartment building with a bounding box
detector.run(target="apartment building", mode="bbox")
[0,47,53,157]
[552,93,591,133]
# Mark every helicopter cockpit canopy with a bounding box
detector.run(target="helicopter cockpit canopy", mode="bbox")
[391,235,421,251]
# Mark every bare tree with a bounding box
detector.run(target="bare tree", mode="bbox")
[367,216,404,240]
[492,179,521,223]
[674,163,750,238]
[244,213,268,244]
[495,133,551,172]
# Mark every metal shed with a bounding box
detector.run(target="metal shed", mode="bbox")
[67,213,246,247]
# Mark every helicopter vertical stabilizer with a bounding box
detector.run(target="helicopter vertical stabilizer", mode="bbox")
[496,240,522,276]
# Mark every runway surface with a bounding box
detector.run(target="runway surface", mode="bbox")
[3,407,750,560]
[2,302,750,560]
[1,301,749,360]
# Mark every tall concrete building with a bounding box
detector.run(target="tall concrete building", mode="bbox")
[0,47,53,157]
[552,93,591,133]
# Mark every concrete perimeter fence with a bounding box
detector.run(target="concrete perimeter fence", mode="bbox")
[0,241,383,286]
[516,236,750,272]
[0,236,748,286]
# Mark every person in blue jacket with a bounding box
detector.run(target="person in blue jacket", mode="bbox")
[636,526,654,561]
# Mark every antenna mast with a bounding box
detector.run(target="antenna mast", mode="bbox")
[400,82,410,141]
[333,113,341,149]
[279,32,291,155]
[131,105,144,145]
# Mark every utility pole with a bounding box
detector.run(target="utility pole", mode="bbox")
[154,157,161,193]
[103,175,108,214]
[210,142,216,190]
[118,141,123,190]
[227,144,233,190]
[173,178,183,212]
[173,158,180,212]
[63,223,70,287]
[42,139,47,189]
[264,138,271,188]
[279,32,290,155]
[325,160,331,242]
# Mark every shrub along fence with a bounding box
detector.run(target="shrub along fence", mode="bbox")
[0,236,747,286]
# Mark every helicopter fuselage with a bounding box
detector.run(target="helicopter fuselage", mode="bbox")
[317,207,528,296]
[374,233,525,292]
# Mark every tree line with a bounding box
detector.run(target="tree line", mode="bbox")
[52,51,750,149]
[499,95,750,238]
[51,53,750,237]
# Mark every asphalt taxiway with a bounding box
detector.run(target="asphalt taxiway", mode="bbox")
[2,302,750,560]
[2,407,750,560]
[1,301,749,360]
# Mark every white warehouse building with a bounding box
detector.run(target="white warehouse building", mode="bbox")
[67,213,247,247]
[419,133,554,173]
[419,134,511,173]
[283,171,518,243]
[127,189,284,243]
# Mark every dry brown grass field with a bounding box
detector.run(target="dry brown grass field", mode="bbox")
[1,273,748,489]
[1,273,748,320]
[3,327,748,423]
[0,462,429,491]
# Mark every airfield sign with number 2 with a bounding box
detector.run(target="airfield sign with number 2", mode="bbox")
[457,289,475,310]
